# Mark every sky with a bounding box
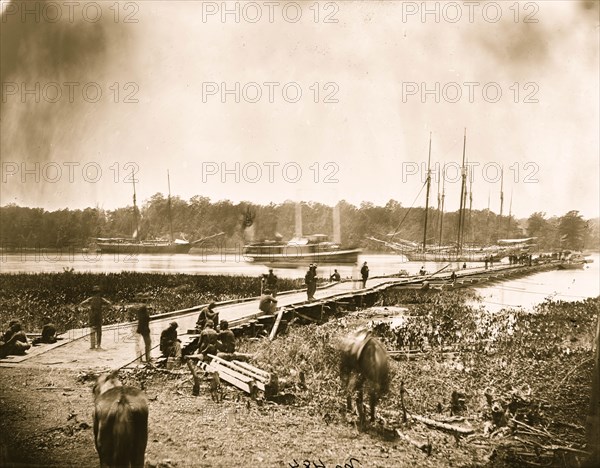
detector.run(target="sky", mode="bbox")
[1,0,599,219]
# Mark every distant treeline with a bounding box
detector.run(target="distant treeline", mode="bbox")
[1,196,598,251]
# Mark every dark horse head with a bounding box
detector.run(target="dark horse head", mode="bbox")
[339,328,390,429]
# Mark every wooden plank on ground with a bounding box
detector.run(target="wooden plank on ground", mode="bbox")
[211,363,266,390]
[200,362,254,393]
[232,360,271,380]
[211,362,264,389]
[206,356,268,390]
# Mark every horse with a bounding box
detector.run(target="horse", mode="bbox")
[92,370,149,468]
[339,328,390,429]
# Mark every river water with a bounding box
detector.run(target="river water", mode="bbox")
[1,250,598,312]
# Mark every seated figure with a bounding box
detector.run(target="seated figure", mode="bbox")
[259,289,278,314]
[0,322,31,358]
[217,320,236,354]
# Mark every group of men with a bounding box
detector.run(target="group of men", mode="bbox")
[158,302,237,364]
[191,302,236,358]
[0,317,58,359]
[0,321,31,358]
[7,263,358,364]
[74,286,236,366]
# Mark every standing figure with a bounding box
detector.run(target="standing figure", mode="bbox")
[265,269,278,297]
[79,285,111,350]
[135,294,152,363]
[305,264,317,301]
[360,262,369,288]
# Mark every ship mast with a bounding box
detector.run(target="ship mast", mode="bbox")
[499,166,504,218]
[456,129,467,255]
[435,166,441,245]
[438,165,446,248]
[506,188,513,238]
[468,170,473,245]
[294,202,303,238]
[422,132,432,253]
[332,202,341,244]
[487,189,491,244]
[132,167,139,241]
[167,170,174,242]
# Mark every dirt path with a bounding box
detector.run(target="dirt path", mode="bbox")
[0,365,481,468]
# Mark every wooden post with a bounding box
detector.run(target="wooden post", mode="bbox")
[186,357,201,396]
[269,307,285,341]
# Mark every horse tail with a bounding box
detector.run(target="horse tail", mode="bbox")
[110,390,134,466]
[111,389,148,467]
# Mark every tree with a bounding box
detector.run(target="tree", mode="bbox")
[527,212,547,237]
[527,212,549,248]
[558,210,587,250]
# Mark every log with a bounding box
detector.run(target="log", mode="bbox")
[35,386,75,391]
[411,414,474,435]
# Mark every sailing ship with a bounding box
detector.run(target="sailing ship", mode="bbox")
[96,171,223,254]
[243,203,361,267]
[402,246,502,263]
[371,130,505,263]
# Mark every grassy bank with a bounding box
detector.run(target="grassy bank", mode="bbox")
[0,289,597,467]
[0,271,305,332]
[242,292,598,466]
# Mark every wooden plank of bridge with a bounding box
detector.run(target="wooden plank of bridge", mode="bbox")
[269,307,286,341]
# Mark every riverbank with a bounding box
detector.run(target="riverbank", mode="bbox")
[0,292,597,467]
